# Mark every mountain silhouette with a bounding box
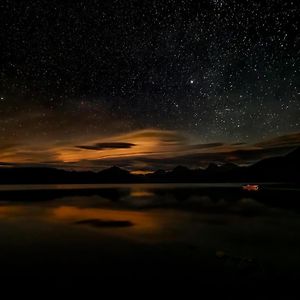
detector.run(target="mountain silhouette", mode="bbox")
[246,147,299,182]
[0,148,299,184]
[96,166,135,182]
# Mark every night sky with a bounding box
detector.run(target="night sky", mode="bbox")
[0,0,299,171]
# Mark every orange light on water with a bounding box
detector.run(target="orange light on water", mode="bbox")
[242,184,259,191]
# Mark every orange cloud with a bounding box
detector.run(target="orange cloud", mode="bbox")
[0,129,300,171]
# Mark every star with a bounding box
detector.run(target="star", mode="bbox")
[0,0,298,168]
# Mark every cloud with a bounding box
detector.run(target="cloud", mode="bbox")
[76,142,136,150]
[0,162,15,166]
[70,131,300,170]
[231,142,246,146]
[191,142,224,150]
[113,129,188,145]
[0,143,20,151]
[1,129,300,171]
[255,132,300,149]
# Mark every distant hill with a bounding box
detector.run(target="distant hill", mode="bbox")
[0,148,299,184]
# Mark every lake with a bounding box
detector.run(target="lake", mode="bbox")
[0,183,299,292]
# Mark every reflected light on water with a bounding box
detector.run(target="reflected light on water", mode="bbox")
[0,206,26,217]
[130,189,154,198]
[52,206,161,233]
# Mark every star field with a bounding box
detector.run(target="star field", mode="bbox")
[0,0,299,169]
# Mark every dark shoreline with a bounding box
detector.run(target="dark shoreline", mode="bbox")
[0,183,299,212]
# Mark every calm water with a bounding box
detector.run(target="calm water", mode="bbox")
[0,183,299,285]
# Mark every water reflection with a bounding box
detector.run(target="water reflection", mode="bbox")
[0,183,299,281]
[130,188,155,198]
[53,206,161,234]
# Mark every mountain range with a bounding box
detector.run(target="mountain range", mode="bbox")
[0,147,299,184]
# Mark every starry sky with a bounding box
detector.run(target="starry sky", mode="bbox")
[0,0,299,171]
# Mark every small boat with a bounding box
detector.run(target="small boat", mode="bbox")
[242,184,259,191]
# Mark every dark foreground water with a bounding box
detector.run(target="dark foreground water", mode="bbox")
[0,183,299,295]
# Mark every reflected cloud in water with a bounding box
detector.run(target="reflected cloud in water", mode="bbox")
[0,183,300,280]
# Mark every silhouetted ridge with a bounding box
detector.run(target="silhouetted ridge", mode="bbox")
[97,166,135,182]
[219,163,238,171]
[206,163,219,172]
[0,148,299,183]
[285,147,300,160]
